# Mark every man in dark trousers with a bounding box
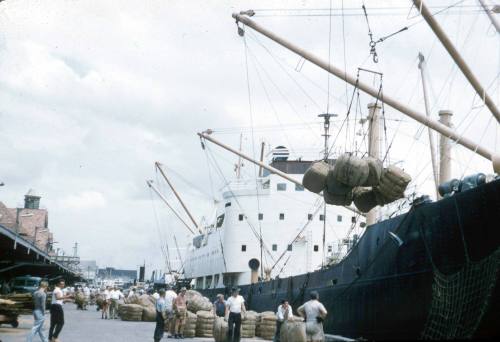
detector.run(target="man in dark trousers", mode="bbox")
[49,278,68,342]
[225,287,246,342]
[154,289,167,342]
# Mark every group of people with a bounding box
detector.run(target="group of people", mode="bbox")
[98,286,125,319]
[27,278,69,342]
[212,287,327,342]
[153,286,187,342]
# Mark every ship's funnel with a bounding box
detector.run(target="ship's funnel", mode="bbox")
[248,258,260,284]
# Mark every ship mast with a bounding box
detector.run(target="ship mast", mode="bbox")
[412,0,500,124]
[231,12,498,170]
[366,103,381,226]
[477,0,500,34]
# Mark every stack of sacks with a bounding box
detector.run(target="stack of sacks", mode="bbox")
[182,311,197,337]
[280,317,306,342]
[196,310,215,337]
[124,293,139,304]
[302,153,411,213]
[213,316,228,342]
[241,311,258,338]
[256,312,277,340]
[119,304,143,321]
[186,290,213,313]
[0,293,33,315]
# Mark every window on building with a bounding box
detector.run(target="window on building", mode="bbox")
[314,245,319,252]
[337,215,342,222]
[214,274,220,287]
[258,213,264,220]
[238,214,244,221]
[308,214,313,221]
[272,244,278,251]
[279,213,285,220]
[216,214,225,228]
[287,244,293,251]
[319,214,325,221]
[277,183,287,191]
[351,216,356,223]
[225,202,231,207]
[241,245,246,252]
[295,184,304,191]
[327,245,333,253]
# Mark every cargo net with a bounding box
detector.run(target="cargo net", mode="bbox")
[421,248,500,339]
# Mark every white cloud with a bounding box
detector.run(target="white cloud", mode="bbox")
[60,191,107,210]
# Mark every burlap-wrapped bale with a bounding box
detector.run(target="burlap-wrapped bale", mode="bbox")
[186,290,213,313]
[119,304,143,321]
[303,161,330,193]
[75,292,86,307]
[324,187,353,206]
[213,316,228,342]
[332,153,369,187]
[241,311,258,338]
[137,294,156,308]
[257,312,277,340]
[124,294,139,305]
[280,319,306,342]
[352,187,378,213]
[363,157,383,186]
[376,165,411,202]
[178,311,197,337]
[196,310,214,337]
[142,306,157,322]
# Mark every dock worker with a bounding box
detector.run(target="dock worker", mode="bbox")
[49,278,69,342]
[173,287,187,339]
[101,287,111,319]
[27,280,49,342]
[274,299,293,342]
[225,287,246,342]
[109,286,124,319]
[213,294,226,317]
[154,289,167,342]
[297,291,327,342]
[165,285,177,338]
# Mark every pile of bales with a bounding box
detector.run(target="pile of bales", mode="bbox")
[256,311,277,340]
[186,290,212,313]
[241,310,258,338]
[213,317,228,342]
[196,310,214,337]
[120,294,157,322]
[183,311,198,337]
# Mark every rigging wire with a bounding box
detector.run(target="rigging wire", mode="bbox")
[243,32,265,279]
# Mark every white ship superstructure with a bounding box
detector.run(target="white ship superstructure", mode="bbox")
[183,148,362,290]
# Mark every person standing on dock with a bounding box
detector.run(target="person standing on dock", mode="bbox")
[164,285,177,338]
[109,286,124,319]
[225,287,246,342]
[274,299,293,342]
[173,287,187,339]
[297,291,327,342]
[154,289,167,342]
[213,294,226,317]
[49,279,68,342]
[27,280,49,342]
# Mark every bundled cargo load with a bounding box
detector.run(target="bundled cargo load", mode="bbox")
[352,187,378,213]
[183,311,197,337]
[332,153,369,187]
[241,310,258,338]
[196,310,214,337]
[186,290,213,313]
[376,165,411,202]
[119,304,143,321]
[302,161,330,193]
[256,312,277,340]
[137,294,156,308]
[213,316,228,342]
[364,157,383,186]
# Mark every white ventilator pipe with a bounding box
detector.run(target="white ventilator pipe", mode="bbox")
[232,12,498,169]
[412,0,500,123]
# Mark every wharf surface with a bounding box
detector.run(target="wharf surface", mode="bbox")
[0,304,354,342]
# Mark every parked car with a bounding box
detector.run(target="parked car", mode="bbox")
[10,275,42,294]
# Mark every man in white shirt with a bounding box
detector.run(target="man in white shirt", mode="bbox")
[49,278,69,342]
[127,288,135,299]
[297,291,327,342]
[225,287,246,342]
[164,285,177,338]
[101,287,111,319]
[109,286,124,319]
[274,299,293,342]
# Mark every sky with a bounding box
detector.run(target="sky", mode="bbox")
[0,0,498,275]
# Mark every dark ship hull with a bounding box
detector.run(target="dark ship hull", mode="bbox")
[198,179,500,339]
